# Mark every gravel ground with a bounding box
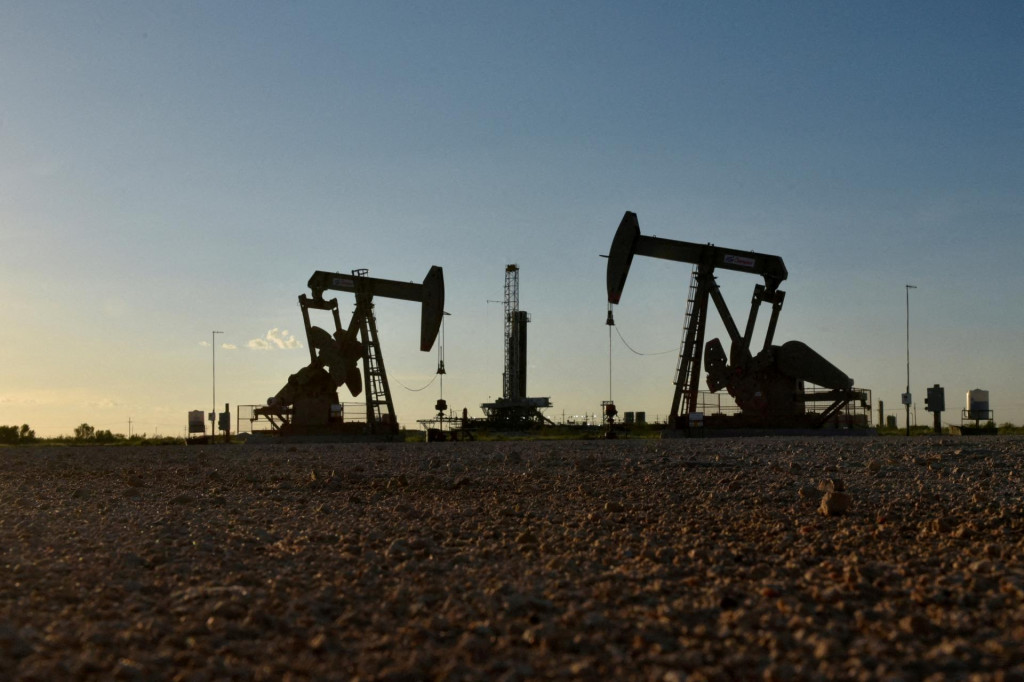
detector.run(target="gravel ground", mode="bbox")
[2,436,1024,681]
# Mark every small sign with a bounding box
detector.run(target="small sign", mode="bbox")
[901,392,912,406]
[723,254,756,269]
[188,410,205,434]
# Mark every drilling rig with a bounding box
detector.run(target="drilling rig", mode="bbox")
[607,211,868,433]
[480,265,553,428]
[254,266,444,439]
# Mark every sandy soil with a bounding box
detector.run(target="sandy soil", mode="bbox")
[2,436,1023,681]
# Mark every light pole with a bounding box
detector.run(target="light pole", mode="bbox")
[212,330,223,439]
[905,285,916,436]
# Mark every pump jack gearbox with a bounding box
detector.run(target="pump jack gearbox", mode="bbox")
[606,211,867,432]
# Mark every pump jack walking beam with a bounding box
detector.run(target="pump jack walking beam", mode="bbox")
[607,212,788,302]
[308,266,445,352]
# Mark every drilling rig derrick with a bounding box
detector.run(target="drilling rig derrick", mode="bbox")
[481,264,553,428]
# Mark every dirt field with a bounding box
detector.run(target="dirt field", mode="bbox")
[2,436,1023,681]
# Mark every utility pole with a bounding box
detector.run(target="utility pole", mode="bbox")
[212,330,223,440]
[904,285,916,436]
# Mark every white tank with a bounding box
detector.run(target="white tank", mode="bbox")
[967,389,989,419]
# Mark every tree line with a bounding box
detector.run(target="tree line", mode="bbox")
[0,423,122,444]
[0,424,35,444]
[72,423,121,442]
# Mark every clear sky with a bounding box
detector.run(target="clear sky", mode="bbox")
[2,2,1021,437]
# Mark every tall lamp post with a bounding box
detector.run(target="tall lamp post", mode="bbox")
[212,330,223,439]
[904,285,916,436]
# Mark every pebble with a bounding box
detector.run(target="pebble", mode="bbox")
[819,491,852,516]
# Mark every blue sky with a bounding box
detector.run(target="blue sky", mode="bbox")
[1,2,1021,436]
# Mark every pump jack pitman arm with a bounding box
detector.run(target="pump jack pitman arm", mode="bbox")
[607,211,788,304]
[307,266,445,352]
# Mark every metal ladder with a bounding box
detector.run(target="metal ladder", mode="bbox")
[671,265,707,420]
[354,273,397,433]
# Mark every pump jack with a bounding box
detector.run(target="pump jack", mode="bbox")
[257,266,444,438]
[607,211,866,431]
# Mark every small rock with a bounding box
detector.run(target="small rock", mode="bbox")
[819,491,852,516]
[817,478,845,492]
[969,559,994,573]
[763,663,796,682]
[813,638,837,659]
[899,614,931,635]
[385,539,411,560]
[604,501,624,513]
[112,658,145,680]
[455,631,491,661]
[515,531,539,545]
[0,623,32,658]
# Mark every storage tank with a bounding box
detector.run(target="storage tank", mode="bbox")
[966,389,990,420]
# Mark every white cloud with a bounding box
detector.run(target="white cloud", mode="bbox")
[199,340,210,347]
[222,343,238,350]
[247,328,302,351]
[0,394,36,405]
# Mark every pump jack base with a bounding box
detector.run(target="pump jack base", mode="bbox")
[243,423,401,444]
[949,425,999,436]
[662,427,877,439]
